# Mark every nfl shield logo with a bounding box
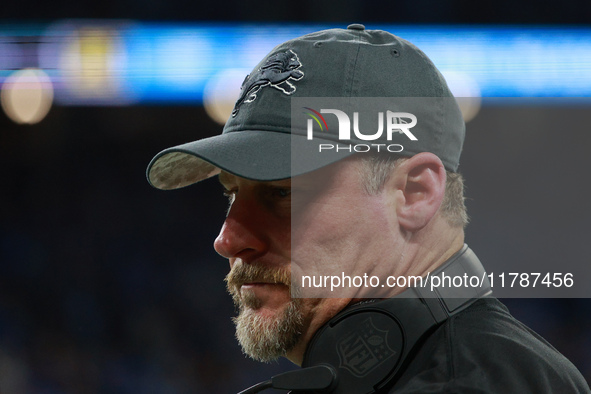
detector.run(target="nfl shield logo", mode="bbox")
[336,317,397,377]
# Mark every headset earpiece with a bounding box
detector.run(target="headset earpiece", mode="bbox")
[301,245,492,393]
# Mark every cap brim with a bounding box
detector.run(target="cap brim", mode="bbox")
[147,130,356,190]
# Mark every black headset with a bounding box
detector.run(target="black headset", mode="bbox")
[239,245,492,394]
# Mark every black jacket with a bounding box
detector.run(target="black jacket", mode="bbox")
[389,297,590,393]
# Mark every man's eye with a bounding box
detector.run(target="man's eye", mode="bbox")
[273,188,291,198]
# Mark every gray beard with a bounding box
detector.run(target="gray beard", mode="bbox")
[226,263,305,362]
[232,291,304,362]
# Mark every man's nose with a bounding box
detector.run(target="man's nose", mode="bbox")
[213,197,267,261]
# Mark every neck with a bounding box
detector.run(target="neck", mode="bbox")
[286,227,465,366]
[413,229,465,278]
[395,217,466,285]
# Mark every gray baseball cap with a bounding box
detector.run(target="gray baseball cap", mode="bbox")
[147,24,465,190]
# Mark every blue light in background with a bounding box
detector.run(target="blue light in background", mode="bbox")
[119,24,328,103]
[2,22,590,105]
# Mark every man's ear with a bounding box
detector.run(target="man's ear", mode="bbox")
[392,152,446,233]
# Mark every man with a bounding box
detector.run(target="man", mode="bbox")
[147,25,589,393]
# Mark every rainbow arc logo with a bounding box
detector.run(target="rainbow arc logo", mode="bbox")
[303,107,329,132]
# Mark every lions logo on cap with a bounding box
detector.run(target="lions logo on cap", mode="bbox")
[232,49,304,116]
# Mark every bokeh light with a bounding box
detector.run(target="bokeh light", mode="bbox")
[442,71,482,123]
[1,68,54,125]
[203,68,248,125]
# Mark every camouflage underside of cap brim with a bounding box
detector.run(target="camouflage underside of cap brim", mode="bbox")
[148,152,221,190]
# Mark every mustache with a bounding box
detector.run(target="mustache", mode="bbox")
[225,262,291,293]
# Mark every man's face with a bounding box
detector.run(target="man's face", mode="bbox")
[215,158,405,362]
[216,169,300,362]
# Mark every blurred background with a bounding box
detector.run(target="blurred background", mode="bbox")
[1,1,591,393]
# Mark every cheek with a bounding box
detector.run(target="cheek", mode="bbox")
[291,199,397,274]
[272,220,292,253]
[296,196,389,241]
[291,207,363,280]
[292,206,344,247]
